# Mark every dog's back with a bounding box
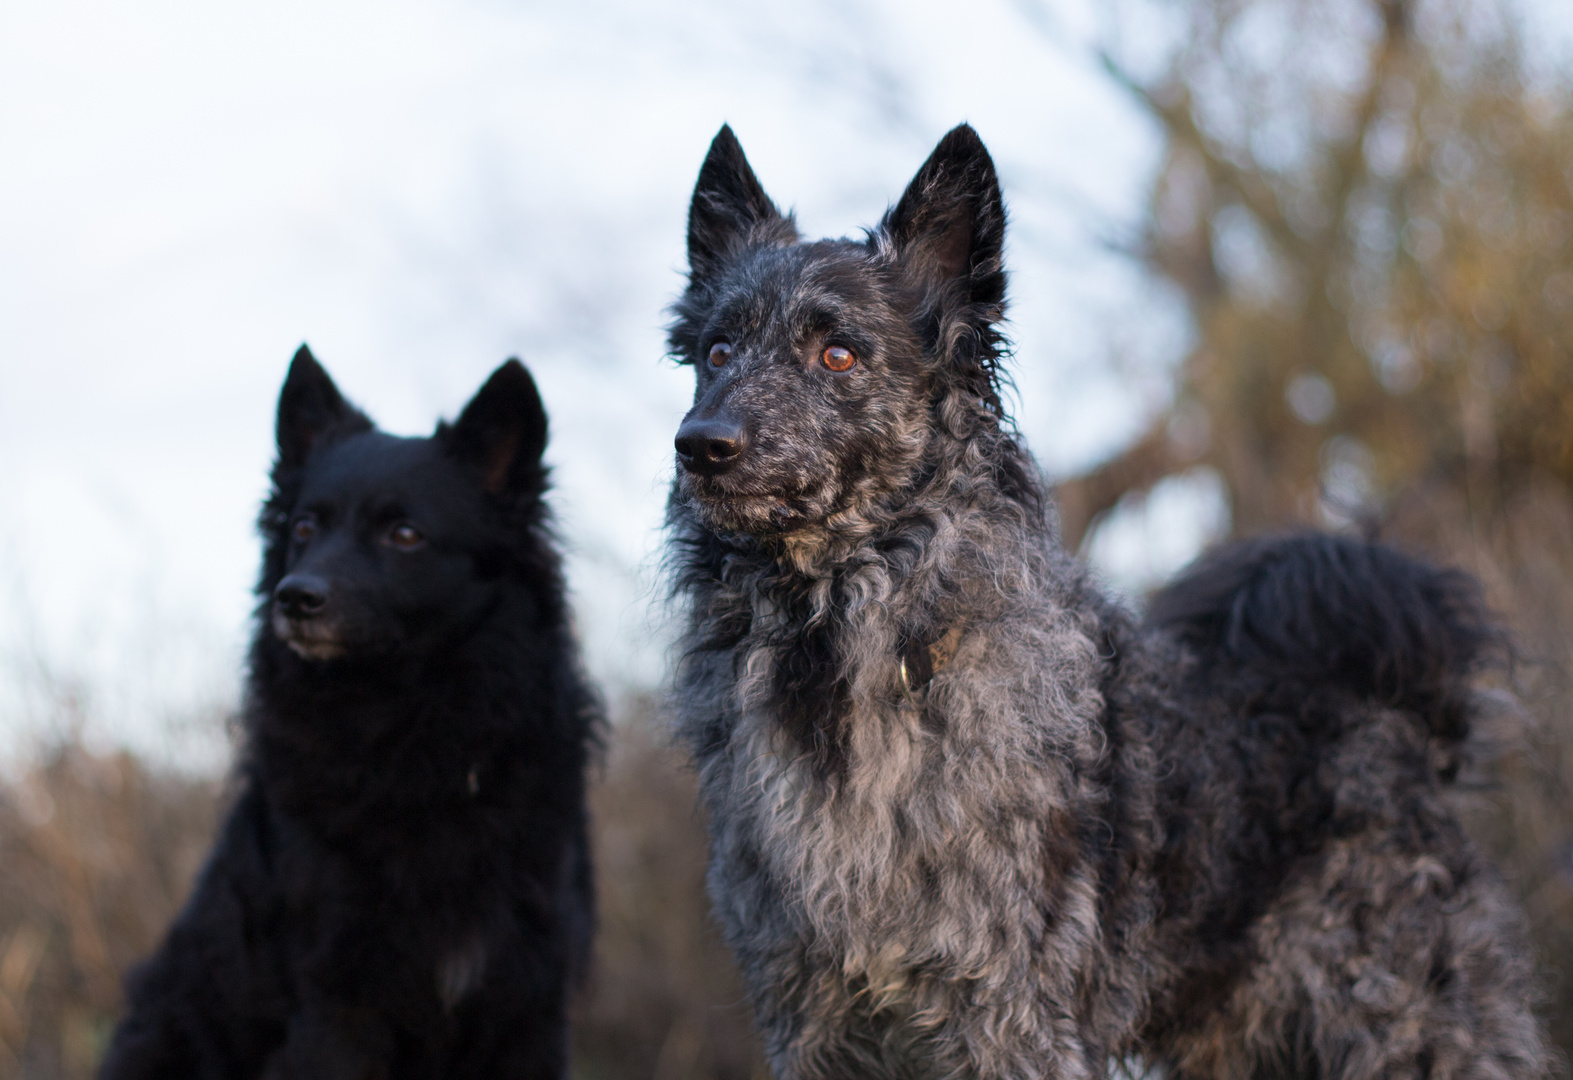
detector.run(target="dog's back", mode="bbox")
[1149,532,1497,743]
[100,349,598,1080]
[1118,534,1548,1077]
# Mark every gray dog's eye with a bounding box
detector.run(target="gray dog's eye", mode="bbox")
[292,515,317,542]
[708,341,733,367]
[821,345,856,372]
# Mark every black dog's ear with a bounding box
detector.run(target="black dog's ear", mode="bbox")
[445,359,548,496]
[883,124,1006,307]
[687,125,792,282]
[276,345,370,469]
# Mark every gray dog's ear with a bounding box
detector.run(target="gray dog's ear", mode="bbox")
[276,345,371,469]
[687,125,794,283]
[444,359,548,496]
[884,124,1006,307]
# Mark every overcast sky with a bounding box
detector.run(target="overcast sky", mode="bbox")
[2,0,1567,766]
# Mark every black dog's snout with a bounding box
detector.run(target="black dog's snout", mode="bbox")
[275,574,329,619]
[675,414,749,476]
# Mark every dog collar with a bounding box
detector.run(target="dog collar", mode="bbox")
[899,621,966,697]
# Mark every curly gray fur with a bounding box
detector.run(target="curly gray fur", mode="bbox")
[666,124,1552,1080]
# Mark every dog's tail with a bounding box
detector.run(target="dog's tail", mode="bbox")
[1146,532,1504,743]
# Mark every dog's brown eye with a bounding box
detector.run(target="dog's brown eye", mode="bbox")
[822,346,856,372]
[388,523,424,550]
[292,516,316,542]
[708,341,733,367]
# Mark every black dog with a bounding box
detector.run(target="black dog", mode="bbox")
[101,348,598,1080]
[665,125,1550,1078]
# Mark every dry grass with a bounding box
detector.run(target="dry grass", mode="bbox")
[573,701,768,1080]
[0,743,220,1079]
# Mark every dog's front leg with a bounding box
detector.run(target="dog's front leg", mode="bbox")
[902,982,1099,1080]
[765,1012,1097,1080]
[757,973,1096,1080]
[728,954,901,1080]
[934,993,1102,1080]
[758,1006,911,1080]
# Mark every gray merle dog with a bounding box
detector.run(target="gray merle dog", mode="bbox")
[665,124,1553,1079]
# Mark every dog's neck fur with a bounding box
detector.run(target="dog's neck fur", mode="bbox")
[243,592,573,849]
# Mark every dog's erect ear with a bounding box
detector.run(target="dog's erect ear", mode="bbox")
[445,359,548,496]
[687,125,790,283]
[276,345,370,469]
[883,125,1006,307]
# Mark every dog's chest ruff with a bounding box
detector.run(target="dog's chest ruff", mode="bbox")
[676,516,1115,1076]
[436,938,488,1010]
[705,615,1082,996]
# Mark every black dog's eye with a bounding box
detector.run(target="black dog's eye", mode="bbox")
[822,345,856,372]
[291,515,317,542]
[708,341,733,367]
[387,523,424,551]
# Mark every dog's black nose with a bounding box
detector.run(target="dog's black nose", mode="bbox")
[275,574,329,619]
[675,414,748,476]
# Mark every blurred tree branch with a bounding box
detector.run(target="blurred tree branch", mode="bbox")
[1041,0,1573,547]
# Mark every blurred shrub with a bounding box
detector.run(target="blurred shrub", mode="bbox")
[0,742,220,1079]
[573,699,768,1080]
